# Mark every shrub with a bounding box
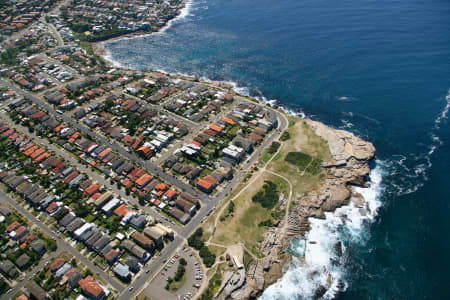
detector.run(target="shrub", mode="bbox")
[267,142,281,154]
[280,131,291,141]
[252,181,279,209]
[258,219,274,227]
[285,151,322,175]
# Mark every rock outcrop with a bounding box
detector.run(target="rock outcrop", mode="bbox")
[229,119,375,299]
[309,120,375,185]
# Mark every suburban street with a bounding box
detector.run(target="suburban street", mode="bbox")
[0,110,183,234]
[0,190,125,294]
[0,77,288,300]
[0,79,210,203]
[0,246,61,300]
[126,104,288,299]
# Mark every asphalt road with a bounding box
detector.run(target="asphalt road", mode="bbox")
[0,79,210,204]
[1,246,61,300]
[143,247,200,299]
[125,103,288,300]
[0,79,288,300]
[0,190,125,293]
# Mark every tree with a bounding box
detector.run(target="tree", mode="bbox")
[174,264,185,281]
[74,205,90,218]
[252,181,279,209]
[71,258,77,267]
[180,258,187,266]
[228,201,235,214]
[280,131,291,141]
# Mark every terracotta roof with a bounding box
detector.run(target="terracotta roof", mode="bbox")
[78,275,104,298]
[91,192,101,201]
[122,178,133,188]
[84,184,100,196]
[137,145,151,154]
[30,148,44,159]
[222,117,236,125]
[155,183,168,191]
[197,178,213,190]
[204,129,217,137]
[209,124,223,132]
[98,148,111,158]
[190,140,201,147]
[16,294,28,300]
[34,152,50,163]
[49,257,65,271]
[204,175,217,185]
[136,174,152,187]
[24,145,39,156]
[7,221,20,232]
[113,204,129,217]
[104,249,118,261]
[54,124,65,132]
[46,202,58,213]
[15,226,26,235]
[165,189,177,198]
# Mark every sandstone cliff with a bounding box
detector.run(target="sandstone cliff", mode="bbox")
[229,119,375,299]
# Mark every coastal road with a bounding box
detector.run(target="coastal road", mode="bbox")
[0,189,125,293]
[126,104,288,300]
[0,79,210,204]
[0,78,287,300]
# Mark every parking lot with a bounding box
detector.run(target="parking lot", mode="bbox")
[142,246,205,300]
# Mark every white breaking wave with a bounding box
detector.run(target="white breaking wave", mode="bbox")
[340,119,354,129]
[336,96,356,102]
[434,90,450,130]
[100,0,200,68]
[384,90,449,196]
[156,0,197,35]
[261,164,385,300]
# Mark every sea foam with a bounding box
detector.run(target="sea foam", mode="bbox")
[261,163,384,300]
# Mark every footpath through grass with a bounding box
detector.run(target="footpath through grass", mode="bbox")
[202,116,331,258]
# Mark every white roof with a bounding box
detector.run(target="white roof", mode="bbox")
[151,140,162,147]
[74,223,93,237]
[102,198,120,213]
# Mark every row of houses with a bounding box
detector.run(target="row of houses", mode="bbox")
[21,256,108,300]
[0,211,48,280]
[7,99,188,205]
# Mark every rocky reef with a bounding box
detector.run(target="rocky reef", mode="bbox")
[228,119,375,299]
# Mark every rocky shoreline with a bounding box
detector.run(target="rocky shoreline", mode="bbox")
[231,119,375,299]
[89,2,376,296]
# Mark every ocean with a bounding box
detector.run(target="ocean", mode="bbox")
[104,0,450,298]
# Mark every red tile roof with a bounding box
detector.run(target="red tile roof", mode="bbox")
[78,276,104,298]
[165,189,177,198]
[209,124,223,132]
[222,117,236,125]
[204,129,217,137]
[104,249,118,262]
[7,221,20,232]
[197,178,213,191]
[50,257,65,271]
[113,204,129,217]
[155,183,168,191]
[136,174,152,187]
[84,184,100,196]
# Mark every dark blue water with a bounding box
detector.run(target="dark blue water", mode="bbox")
[105,0,450,298]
